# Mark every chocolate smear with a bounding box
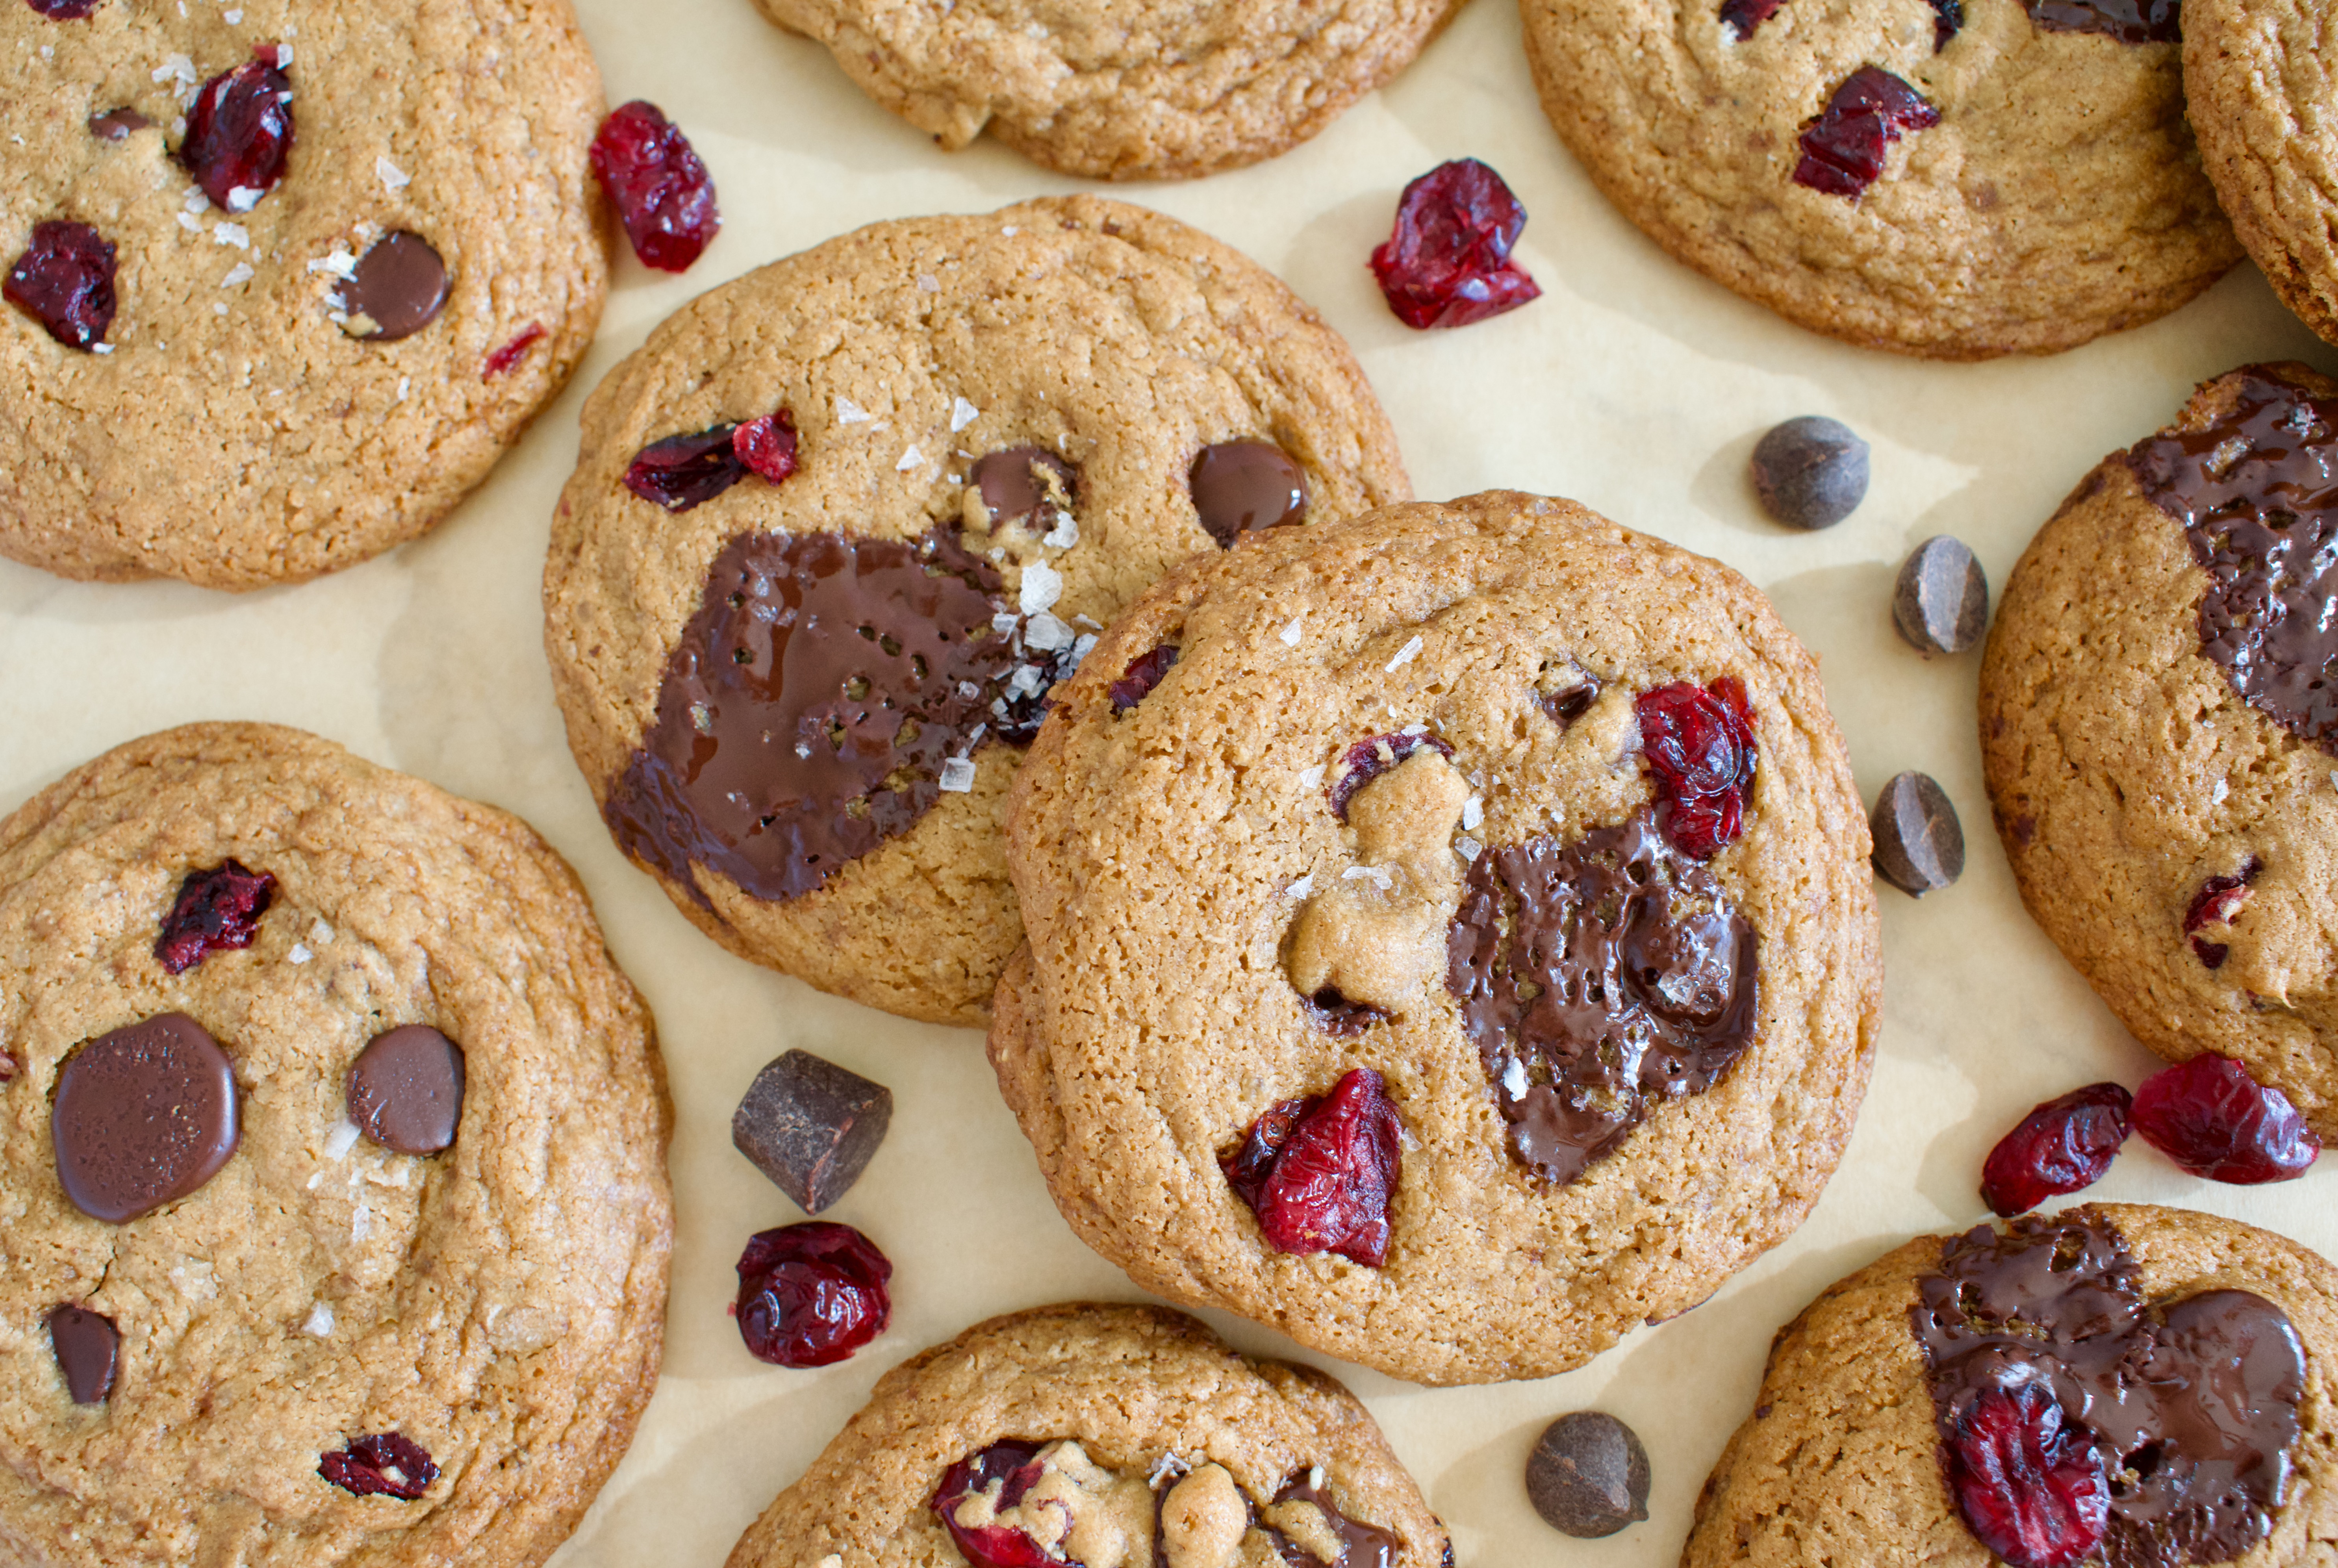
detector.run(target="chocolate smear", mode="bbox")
[970,447,1075,532]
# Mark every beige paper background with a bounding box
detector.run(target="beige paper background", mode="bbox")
[7,0,2338,1560]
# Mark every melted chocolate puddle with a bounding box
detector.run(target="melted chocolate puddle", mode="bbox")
[1445,807,1758,1185]
[1913,1213,2305,1568]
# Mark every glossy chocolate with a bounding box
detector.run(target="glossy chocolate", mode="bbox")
[1328,731,1454,819]
[2023,0,2179,41]
[338,231,449,341]
[1446,808,1758,1185]
[970,447,1076,530]
[45,1305,118,1404]
[1190,441,1307,547]
[345,1025,465,1155]
[87,107,148,140]
[1913,1213,2305,1568]
[51,1013,239,1222]
[1270,1476,1401,1568]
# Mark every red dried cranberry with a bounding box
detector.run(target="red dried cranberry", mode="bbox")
[1368,159,1542,330]
[154,859,276,974]
[1719,0,1784,38]
[2184,858,2258,969]
[6,221,117,350]
[1221,1068,1402,1266]
[733,1220,892,1367]
[1929,0,1963,46]
[1979,1082,2132,1217]
[1635,678,1756,859]
[733,411,799,484]
[625,424,746,512]
[483,322,545,379]
[1793,67,1939,201]
[1108,645,1177,712]
[25,0,99,18]
[180,53,294,210]
[590,100,720,273]
[1328,730,1455,819]
[1947,1385,2107,1568]
[319,1433,438,1500]
[931,1440,1060,1568]
[2132,1055,2319,1184]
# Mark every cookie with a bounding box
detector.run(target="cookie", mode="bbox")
[1521,0,2240,358]
[0,723,671,1567]
[543,194,1409,1027]
[1980,362,2338,1136]
[723,1302,1450,1568]
[992,490,1881,1385]
[2186,0,2338,348]
[0,0,608,589]
[747,0,1465,180]
[1685,1203,2338,1568]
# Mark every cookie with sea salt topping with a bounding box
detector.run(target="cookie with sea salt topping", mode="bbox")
[542,194,1408,1028]
[0,0,608,588]
[992,490,1880,1385]
[0,722,670,1567]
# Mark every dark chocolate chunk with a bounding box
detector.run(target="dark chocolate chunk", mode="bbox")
[969,447,1076,532]
[46,1305,118,1404]
[1271,1474,1404,1568]
[1893,535,1989,654]
[1526,1412,1652,1538]
[1869,770,1963,896]
[345,1025,465,1155]
[87,107,149,140]
[1750,416,1869,529]
[1190,441,1307,547]
[2023,0,2178,41]
[731,1048,892,1214]
[1536,669,1600,729]
[336,232,449,341]
[52,1013,239,1223]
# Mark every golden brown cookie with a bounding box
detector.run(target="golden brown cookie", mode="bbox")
[0,723,671,1568]
[1685,1204,2338,1568]
[543,194,1408,1028]
[0,0,609,589]
[1980,362,2338,1137]
[994,491,1881,1386]
[723,1303,1449,1568]
[1521,0,2239,358]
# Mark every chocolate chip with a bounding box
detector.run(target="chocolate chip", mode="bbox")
[87,108,149,141]
[46,1305,118,1404]
[731,1049,893,1214]
[345,1025,465,1155]
[1190,441,1306,547]
[1893,535,1989,655]
[970,447,1076,531]
[1750,416,1869,530]
[337,231,449,341]
[51,1013,239,1222]
[1526,1412,1651,1538]
[1870,770,1963,896]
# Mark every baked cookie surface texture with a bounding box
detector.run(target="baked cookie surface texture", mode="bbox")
[0,723,672,1568]
[724,1303,1450,1568]
[0,0,609,589]
[544,195,1409,1028]
[1982,362,2338,1138]
[993,491,1881,1385]
[1521,0,2238,358]
[1685,1203,2338,1568]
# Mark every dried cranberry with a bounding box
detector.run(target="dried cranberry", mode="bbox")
[1328,730,1454,819]
[733,411,799,484]
[1947,1385,2107,1568]
[733,1220,892,1367]
[1929,0,1963,46]
[931,1440,1059,1568]
[1368,159,1542,330]
[1792,67,1939,201]
[5,221,117,350]
[2132,1055,2319,1184]
[1635,678,1756,859]
[319,1433,438,1500]
[1108,645,1178,712]
[1719,0,1784,39]
[2184,858,2258,968]
[25,0,99,17]
[1221,1068,1402,1266]
[483,322,545,379]
[589,100,720,273]
[180,53,294,211]
[1979,1082,2132,1216]
[154,860,275,974]
[625,424,746,512]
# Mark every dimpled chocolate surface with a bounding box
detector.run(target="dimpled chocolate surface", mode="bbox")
[50,1012,239,1222]
[546,195,1407,1026]
[722,1304,1448,1568]
[0,724,670,1568]
[1684,1205,2338,1568]
[345,1024,466,1155]
[993,493,1878,1383]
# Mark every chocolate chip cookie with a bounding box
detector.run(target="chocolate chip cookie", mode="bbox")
[723,1303,1449,1568]
[543,195,1408,1027]
[1685,1203,2338,1568]
[1981,362,2338,1138]
[0,0,608,588]
[1522,0,2240,358]
[993,491,1881,1385]
[0,723,671,1567]
[747,0,1465,180]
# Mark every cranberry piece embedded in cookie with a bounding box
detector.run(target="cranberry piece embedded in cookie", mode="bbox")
[2183,857,2258,968]
[25,0,99,14]
[1109,645,1178,712]
[1369,159,1542,330]
[2132,1055,2319,1184]
[180,53,295,211]
[483,322,545,378]
[1635,679,1756,859]
[732,411,799,485]
[1327,730,1454,819]
[2023,0,2177,42]
[1947,1385,2108,1568]
[1930,0,1964,47]
[590,100,720,273]
[623,424,746,512]
[6,221,117,350]
[1979,1082,2131,1216]
[1718,0,1784,40]
[733,1220,892,1367]
[1792,67,1939,202]
[931,1441,1057,1568]
[1221,1068,1401,1266]
[154,858,276,973]
[319,1433,439,1500]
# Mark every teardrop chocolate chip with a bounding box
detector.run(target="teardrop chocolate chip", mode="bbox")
[51,1013,239,1222]
[337,231,449,341]
[46,1305,118,1404]
[346,1025,465,1155]
[1190,441,1306,547]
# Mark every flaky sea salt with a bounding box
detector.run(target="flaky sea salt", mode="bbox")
[896,445,923,472]
[1298,765,1325,790]
[1041,510,1077,549]
[325,1119,361,1160]
[951,396,978,432]
[1455,835,1481,862]
[1285,874,1314,899]
[153,53,196,89]
[1279,617,1303,647]
[288,942,311,964]
[375,155,410,192]
[1500,1059,1526,1098]
[220,261,253,287]
[213,222,250,249]
[225,185,259,213]
[1462,795,1483,831]
[1023,612,1073,652]
[992,612,1019,636]
[938,758,977,793]
[1385,634,1423,671]
[307,246,358,280]
[352,1201,372,1241]
[1019,561,1063,615]
[303,1302,335,1337]
[834,396,870,424]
